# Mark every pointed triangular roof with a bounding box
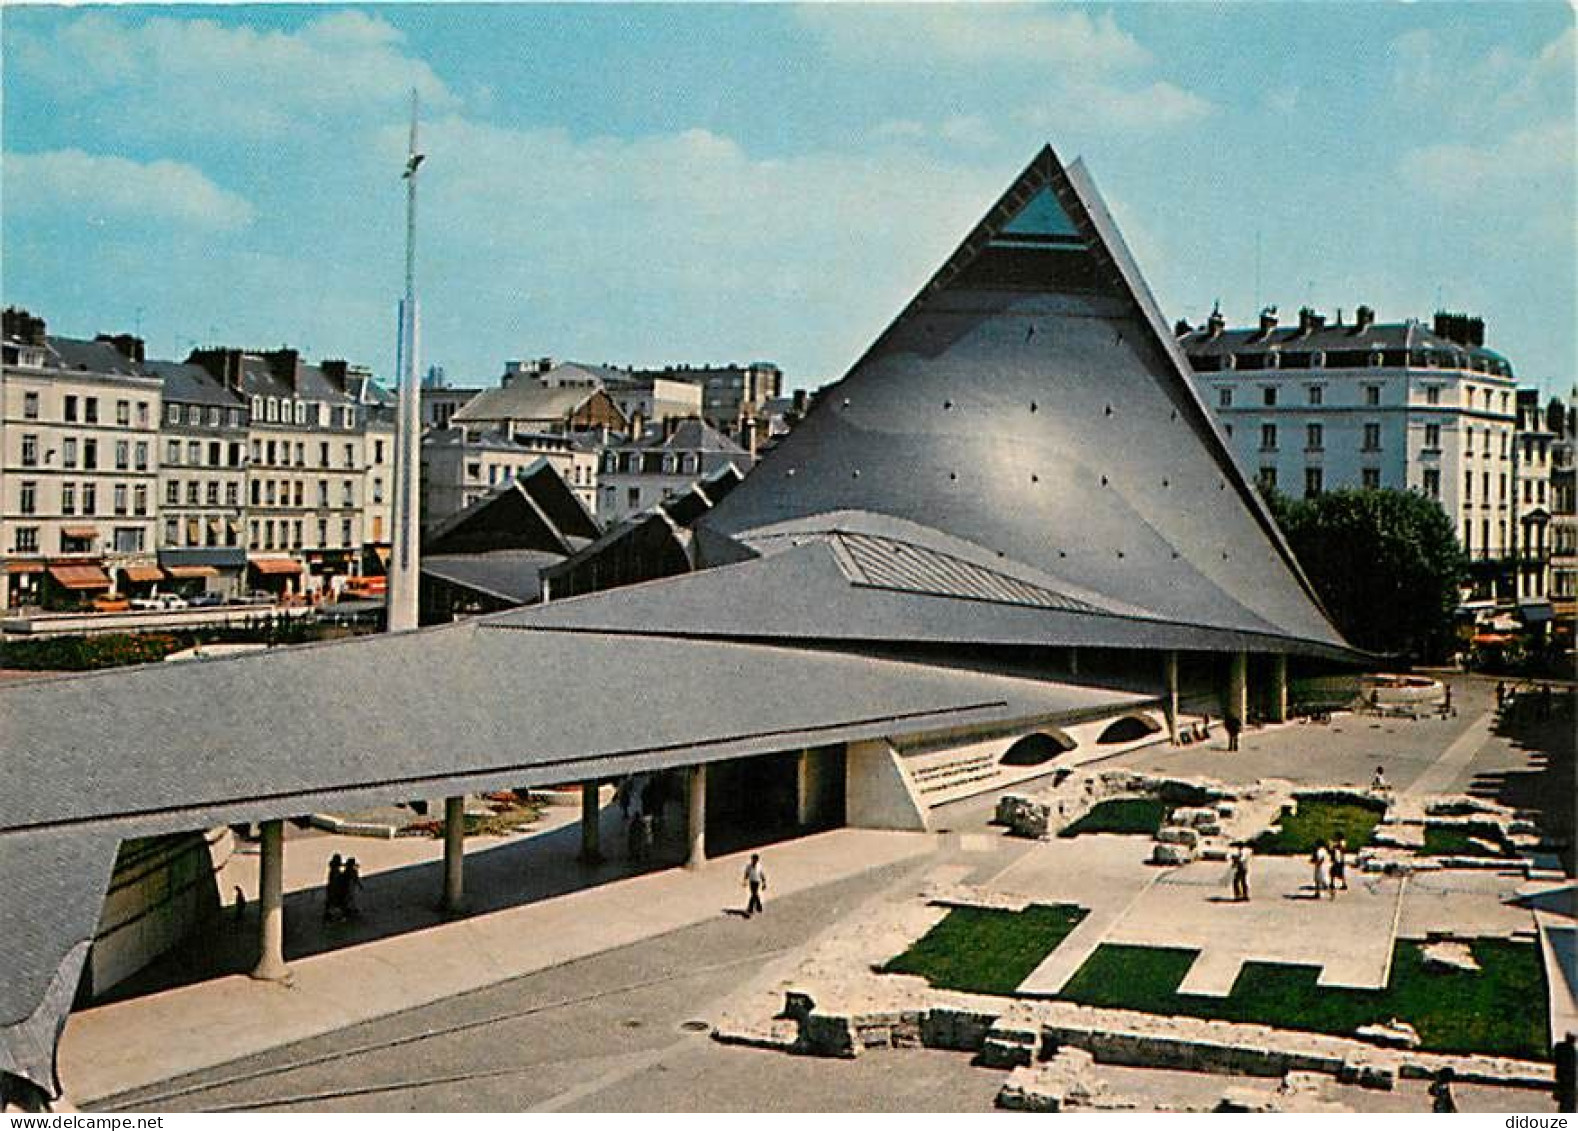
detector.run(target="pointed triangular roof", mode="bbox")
[424,457,598,556]
[700,146,1348,650]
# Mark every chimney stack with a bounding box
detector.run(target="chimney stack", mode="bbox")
[1257,306,1279,336]
[95,333,145,364]
[1206,304,1226,339]
[188,346,246,391]
[1355,305,1376,332]
[261,347,301,390]
[4,307,48,346]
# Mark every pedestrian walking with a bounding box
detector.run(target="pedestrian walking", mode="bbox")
[1312,841,1332,899]
[1331,835,1348,892]
[1555,1031,1576,1113]
[323,854,344,922]
[742,853,768,918]
[1229,843,1252,902]
[341,857,363,918]
[1441,684,1454,717]
[1224,712,1241,752]
[1371,765,1391,793]
[1428,1066,1457,1113]
[1496,681,1507,710]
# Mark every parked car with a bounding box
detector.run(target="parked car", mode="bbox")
[129,597,164,611]
[90,594,130,613]
[156,594,190,610]
[187,592,225,608]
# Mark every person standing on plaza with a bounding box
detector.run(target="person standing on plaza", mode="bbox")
[1224,712,1241,752]
[1331,835,1348,892]
[1229,843,1252,902]
[342,857,363,918]
[1371,765,1391,793]
[1428,1066,1457,1112]
[324,854,344,922]
[1555,1031,1576,1113]
[742,853,768,918]
[1311,841,1332,899]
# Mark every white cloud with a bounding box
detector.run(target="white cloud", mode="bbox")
[1390,25,1574,133]
[11,11,455,139]
[1024,79,1213,131]
[3,149,255,231]
[798,6,1151,70]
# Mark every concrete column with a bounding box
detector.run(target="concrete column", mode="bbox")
[1068,647,1080,676]
[1269,654,1289,724]
[579,781,603,863]
[442,796,465,915]
[1163,650,1180,744]
[686,764,707,870]
[1226,651,1248,726]
[797,750,814,828]
[251,819,288,981]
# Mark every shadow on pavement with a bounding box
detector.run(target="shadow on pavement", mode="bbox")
[1468,691,1575,876]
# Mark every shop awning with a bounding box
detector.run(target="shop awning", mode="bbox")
[5,561,45,574]
[121,565,165,583]
[166,565,220,579]
[47,564,111,590]
[61,526,98,540]
[1518,601,1554,625]
[248,556,302,575]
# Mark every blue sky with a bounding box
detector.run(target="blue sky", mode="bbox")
[3,3,1573,395]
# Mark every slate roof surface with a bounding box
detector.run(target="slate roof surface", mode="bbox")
[422,550,561,603]
[451,383,598,424]
[698,147,1347,652]
[46,336,151,378]
[146,361,247,409]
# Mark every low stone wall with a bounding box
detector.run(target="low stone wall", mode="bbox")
[731,990,1555,1092]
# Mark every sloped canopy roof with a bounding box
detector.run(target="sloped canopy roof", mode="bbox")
[425,457,600,557]
[700,146,1347,652]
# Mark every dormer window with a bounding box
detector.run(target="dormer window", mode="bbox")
[294,400,307,426]
[266,396,278,422]
[1369,351,1384,367]
[252,395,264,419]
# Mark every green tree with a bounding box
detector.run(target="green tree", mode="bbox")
[1262,487,1468,659]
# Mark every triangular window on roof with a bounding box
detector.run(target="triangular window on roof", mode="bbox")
[995,185,1082,245]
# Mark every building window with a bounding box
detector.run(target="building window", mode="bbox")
[1426,386,1441,406]
[209,441,222,466]
[372,478,384,504]
[1305,423,1323,451]
[188,440,202,465]
[1260,423,1277,451]
[61,483,76,515]
[295,442,305,467]
[187,481,201,505]
[166,439,180,464]
[1424,423,1441,450]
[343,443,355,468]
[1262,387,1277,407]
[1500,473,1507,500]
[20,434,37,467]
[251,396,264,419]
[1362,423,1381,451]
[23,391,38,419]
[1465,470,1474,501]
[15,527,38,553]
[1307,386,1323,406]
[167,480,179,505]
[317,480,329,507]
[164,518,179,545]
[228,408,242,428]
[293,481,303,507]
[230,442,243,467]
[64,395,78,422]
[113,485,128,516]
[1362,468,1381,490]
[627,487,641,509]
[19,481,37,515]
[81,484,95,515]
[135,442,148,471]
[115,440,129,470]
[84,397,98,423]
[294,401,307,426]
[251,480,261,505]
[186,405,200,426]
[375,439,386,463]
[317,518,329,545]
[1258,467,1277,491]
[266,397,278,423]
[206,481,219,505]
[341,481,355,507]
[83,439,97,470]
[1365,384,1381,407]
[226,482,239,506]
[133,486,147,516]
[1483,430,1492,455]
[62,438,77,468]
[117,400,130,426]
[1304,467,1323,498]
[341,518,353,545]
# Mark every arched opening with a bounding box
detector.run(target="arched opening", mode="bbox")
[1096,713,1163,745]
[999,730,1077,767]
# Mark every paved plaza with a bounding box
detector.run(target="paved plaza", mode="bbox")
[59,673,1573,1112]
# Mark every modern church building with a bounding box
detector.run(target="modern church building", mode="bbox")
[0,147,1360,1100]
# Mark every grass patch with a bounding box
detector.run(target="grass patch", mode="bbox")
[1059,798,1167,838]
[882,903,1088,995]
[1421,822,1509,857]
[1252,798,1384,855]
[1058,939,1549,1061]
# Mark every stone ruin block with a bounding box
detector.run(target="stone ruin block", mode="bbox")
[1172,806,1219,829]
[922,1006,998,1052]
[802,1012,859,1058]
[1356,1019,1421,1050]
[1337,1059,1397,1090]
[1152,841,1196,866]
[1156,824,1200,847]
[978,1023,1039,1069]
[1420,940,1480,974]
